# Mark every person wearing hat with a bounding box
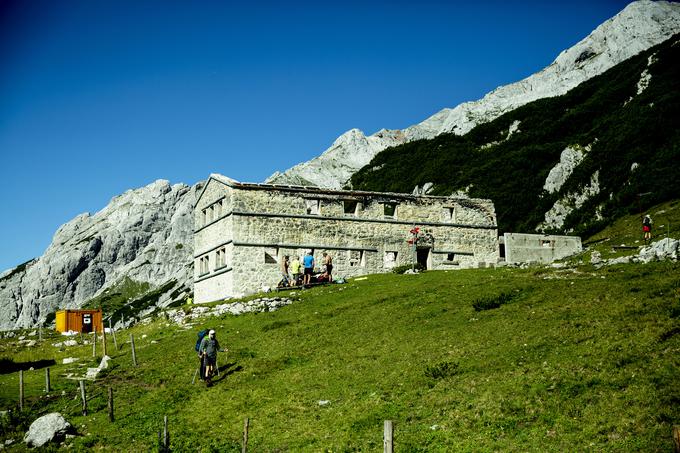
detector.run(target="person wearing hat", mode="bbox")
[642,214,653,243]
[199,330,227,386]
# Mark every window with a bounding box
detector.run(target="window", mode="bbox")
[199,256,210,275]
[348,250,365,267]
[201,209,207,226]
[215,247,226,269]
[446,253,455,261]
[343,200,359,216]
[384,251,398,268]
[541,240,553,248]
[264,247,279,264]
[215,200,222,218]
[383,203,397,218]
[306,199,320,215]
[444,207,455,222]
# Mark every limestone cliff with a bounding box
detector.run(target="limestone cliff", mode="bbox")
[0,180,200,330]
[266,0,680,189]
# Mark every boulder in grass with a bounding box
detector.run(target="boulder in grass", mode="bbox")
[23,413,71,448]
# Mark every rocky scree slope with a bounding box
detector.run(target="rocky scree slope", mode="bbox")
[266,0,680,189]
[0,180,200,330]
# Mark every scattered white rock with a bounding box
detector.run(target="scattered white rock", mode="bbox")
[63,340,78,347]
[23,413,71,448]
[164,297,295,324]
[638,238,679,263]
[62,358,78,364]
[318,400,330,406]
[98,355,111,370]
[590,250,602,265]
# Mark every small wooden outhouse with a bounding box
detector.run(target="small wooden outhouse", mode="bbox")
[55,309,103,333]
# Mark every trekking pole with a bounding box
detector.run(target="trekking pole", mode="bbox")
[191,367,199,384]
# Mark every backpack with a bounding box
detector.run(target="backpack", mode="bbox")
[195,328,211,352]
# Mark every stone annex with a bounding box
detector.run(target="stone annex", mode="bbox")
[193,174,499,303]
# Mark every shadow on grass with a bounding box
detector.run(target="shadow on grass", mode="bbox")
[0,358,56,374]
[214,362,243,384]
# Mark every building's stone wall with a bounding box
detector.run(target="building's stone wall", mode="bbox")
[503,233,582,264]
[194,175,499,302]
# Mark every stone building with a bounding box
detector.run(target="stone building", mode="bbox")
[500,233,582,264]
[193,174,499,303]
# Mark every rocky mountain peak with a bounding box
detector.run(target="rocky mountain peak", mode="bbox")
[0,179,200,330]
[266,0,680,189]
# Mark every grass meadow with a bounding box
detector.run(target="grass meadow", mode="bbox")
[0,204,679,451]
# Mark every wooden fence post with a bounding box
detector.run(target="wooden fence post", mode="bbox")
[109,319,118,350]
[39,327,42,342]
[163,415,169,451]
[383,420,393,453]
[242,417,249,453]
[130,334,137,366]
[92,332,97,358]
[45,368,51,393]
[79,380,87,416]
[673,425,680,453]
[19,370,24,412]
[108,387,114,422]
[101,324,108,356]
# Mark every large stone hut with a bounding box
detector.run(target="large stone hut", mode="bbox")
[193,174,499,303]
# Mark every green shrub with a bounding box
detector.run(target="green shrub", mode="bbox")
[424,361,460,380]
[392,263,426,274]
[472,292,514,311]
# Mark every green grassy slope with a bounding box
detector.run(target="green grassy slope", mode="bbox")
[349,34,680,237]
[1,258,679,451]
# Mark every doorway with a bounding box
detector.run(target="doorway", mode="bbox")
[82,313,92,333]
[417,247,431,269]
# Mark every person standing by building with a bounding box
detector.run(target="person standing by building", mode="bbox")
[322,252,333,282]
[279,255,291,287]
[303,251,315,285]
[199,330,226,387]
[642,214,653,243]
[290,256,302,286]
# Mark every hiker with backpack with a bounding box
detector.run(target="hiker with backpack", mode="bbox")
[198,329,227,386]
[642,214,653,243]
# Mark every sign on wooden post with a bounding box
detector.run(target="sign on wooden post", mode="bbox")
[383,420,393,453]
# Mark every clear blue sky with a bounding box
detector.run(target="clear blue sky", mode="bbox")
[0,0,630,272]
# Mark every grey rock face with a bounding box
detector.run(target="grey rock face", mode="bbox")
[638,237,679,262]
[23,413,71,448]
[267,1,680,189]
[0,180,202,330]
